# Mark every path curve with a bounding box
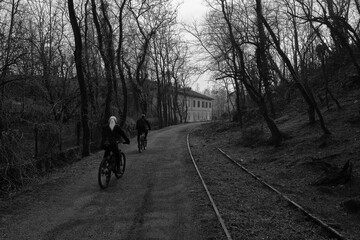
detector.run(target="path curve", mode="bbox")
[1,123,215,240]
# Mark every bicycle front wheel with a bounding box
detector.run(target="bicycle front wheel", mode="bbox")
[115,152,126,179]
[98,157,110,189]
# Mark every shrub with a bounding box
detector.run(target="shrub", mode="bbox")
[0,129,37,195]
[242,109,262,127]
[240,126,266,147]
[36,123,62,155]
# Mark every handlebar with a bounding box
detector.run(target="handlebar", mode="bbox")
[103,141,130,147]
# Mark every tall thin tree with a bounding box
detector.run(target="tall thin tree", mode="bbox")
[68,0,91,156]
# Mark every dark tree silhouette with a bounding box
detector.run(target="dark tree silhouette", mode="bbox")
[68,0,91,156]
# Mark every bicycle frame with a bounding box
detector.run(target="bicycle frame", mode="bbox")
[98,144,125,189]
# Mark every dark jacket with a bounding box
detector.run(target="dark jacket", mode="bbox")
[136,118,151,132]
[101,124,130,148]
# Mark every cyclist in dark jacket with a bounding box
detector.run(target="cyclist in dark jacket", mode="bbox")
[101,116,130,166]
[136,114,151,146]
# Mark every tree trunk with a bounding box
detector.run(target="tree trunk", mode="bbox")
[156,70,163,128]
[231,48,243,127]
[68,0,90,157]
[260,14,330,134]
[99,0,122,121]
[261,103,283,146]
[84,0,98,118]
[152,39,164,128]
[246,81,283,146]
[173,80,179,125]
[320,56,341,110]
[255,0,276,118]
[220,0,283,144]
[91,0,113,123]
[354,0,360,15]
[162,74,168,126]
[326,0,349,52]
[116,0,128,127]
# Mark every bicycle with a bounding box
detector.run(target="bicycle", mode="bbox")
[98,143,126,189]
[138,132,147,153]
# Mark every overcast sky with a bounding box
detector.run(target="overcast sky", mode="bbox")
[176,0,208,24]
[175,0,211,92]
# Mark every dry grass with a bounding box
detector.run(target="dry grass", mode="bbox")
[189,87,360,239]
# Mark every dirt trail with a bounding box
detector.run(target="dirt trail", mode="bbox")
[1,123,220,240]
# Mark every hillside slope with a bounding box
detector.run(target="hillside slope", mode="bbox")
[191,83,360,239]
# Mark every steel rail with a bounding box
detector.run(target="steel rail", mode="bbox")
[186,132,233,240]
[217,147,347,240]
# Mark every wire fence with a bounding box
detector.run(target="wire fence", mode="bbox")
[0,116,156,195]
[0,121,104,195]
[19,121,103,160]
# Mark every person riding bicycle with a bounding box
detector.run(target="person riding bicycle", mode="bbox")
[136,114,151,146]
[101,116,130,168]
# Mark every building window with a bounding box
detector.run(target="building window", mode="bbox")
[209,102,212,108]
[193,100,196,107]
[206,102,208,108]
[202,101,204,108]
[198,101,200,108]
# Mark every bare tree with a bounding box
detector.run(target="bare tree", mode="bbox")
[184,7,245,126]
[259,4,331,135]
[22,0,78,122]
[219,0,284,145]
[115,0,129,127]
[151,23,189,126]
[68,0,91,156]
[0,0,23,130]
[255,0,276,118]
[316,43,341,110]
[0,0,22,89]
[295,0,360,78]
[124,0,176,115]
[91,0,116,123]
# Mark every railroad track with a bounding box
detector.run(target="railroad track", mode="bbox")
[187,132,347,240]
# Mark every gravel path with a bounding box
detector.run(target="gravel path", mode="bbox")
[1,121,343,240]
[0,123,223,240]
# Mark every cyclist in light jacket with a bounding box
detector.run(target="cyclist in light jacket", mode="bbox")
[101,116,130,167]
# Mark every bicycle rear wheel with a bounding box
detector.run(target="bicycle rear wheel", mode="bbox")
[115,152,126,179]
[138,136,144,153]
[98,157,111,189]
